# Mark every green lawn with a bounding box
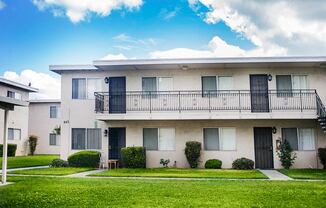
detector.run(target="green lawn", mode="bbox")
[0,177,325,207]
[91,168,267,179]
[10,167,93,176]
[279,169,326,180]
[0,155,59,169]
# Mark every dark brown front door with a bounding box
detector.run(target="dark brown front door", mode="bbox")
[108,128,126,164]
[250,74,269,112]
[254,127,274,169]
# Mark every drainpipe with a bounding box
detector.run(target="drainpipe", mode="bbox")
[1,109,9,184]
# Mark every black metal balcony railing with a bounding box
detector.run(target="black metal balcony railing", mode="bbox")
[95,89,322,114]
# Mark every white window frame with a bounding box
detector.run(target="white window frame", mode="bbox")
[142,76,174,92]
[201,75,234,92]
[276,74,309,90]
[49,133,59,146]
[72,78,102,100]
[50,106,60,118]
[142,127,176,151]
[71,128,102,150]
[8,128,21,140]
[281,127,316,151]
[203,127,236,151]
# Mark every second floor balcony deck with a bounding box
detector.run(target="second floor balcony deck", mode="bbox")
[94,89,325,120]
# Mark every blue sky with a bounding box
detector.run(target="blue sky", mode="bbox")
[0,0,255,73]
[1,0,325,99]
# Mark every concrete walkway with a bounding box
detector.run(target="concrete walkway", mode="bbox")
[259,169,293,180]
[66,169,106,177]
[0,166,49,174]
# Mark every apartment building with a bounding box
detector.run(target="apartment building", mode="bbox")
[0,78,38,156]
[29,100,61,155]
[51,56,326,169]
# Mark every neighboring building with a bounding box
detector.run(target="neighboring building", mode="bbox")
[29,100,61,155]
[0,77,38,156]
[51,56,326,169]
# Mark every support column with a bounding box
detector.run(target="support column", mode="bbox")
[2,109,9,184]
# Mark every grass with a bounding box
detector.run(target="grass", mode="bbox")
[0,177,325,207]
[279,169,326,180]
[10,167,94,176]
[0,155,59,169]
[91,168,267,179]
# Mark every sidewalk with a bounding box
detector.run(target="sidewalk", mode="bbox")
[259,169,293,180]
[0,166,49,174]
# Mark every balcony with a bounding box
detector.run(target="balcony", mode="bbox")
[94,90,324,120]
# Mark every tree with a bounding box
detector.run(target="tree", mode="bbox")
[28,135,38,156]
[277,139,296,169]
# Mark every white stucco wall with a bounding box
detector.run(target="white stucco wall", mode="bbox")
[28,102,61,155]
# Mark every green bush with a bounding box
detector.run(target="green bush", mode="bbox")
[277,139,296,169]
[205,159,222,169]
[232,157,254,170]
[318,148,326,169]
[28,135,38,156]
[185,141,201,168]
[49,159,69,167]
[68,151,101,167]
[121,147,146,168]
[0,144,17,157]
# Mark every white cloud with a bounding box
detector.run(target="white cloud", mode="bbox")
[150,35,284,59]
[0,0,5,10]
[2,70,60,100]
[189,0,326,55]
[101,53,128,60]
[112,33,157,52]
[32,0,143,23]
[159,7,179,21]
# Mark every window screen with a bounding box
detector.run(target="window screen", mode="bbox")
[282,128,298,150]
[49,133,57,146]
[143,128,158,150]
[276,75,292,96]
[298,128,315,150]
[87,128,102,149]
[203,128,219,150]
[72,128,86,149]
[72,78,86,99]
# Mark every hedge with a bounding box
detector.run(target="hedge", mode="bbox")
[121,146,146,168]
[68,151,101,168]
[185,141,201,168]
[318,148,326,169]
[205,159,222,169]
[0,144,17,157]
[232,157,254,170]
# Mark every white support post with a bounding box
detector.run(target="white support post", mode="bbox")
[2,109,9,184]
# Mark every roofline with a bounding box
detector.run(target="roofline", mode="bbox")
[29,99,61,104]
[49,56,326,74]
[0,77,38,92]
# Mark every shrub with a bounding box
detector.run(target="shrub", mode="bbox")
[277,139,297,169]
[232,157,254,170]
[121,147,146,168]
[0,144,17,157]
[318,148,326,169]
[205,159,222,169]
[185,141,201,168]
[160,158,170,168]
[28,135,38,156]
[68,151,101,167]
[49,159,69,167]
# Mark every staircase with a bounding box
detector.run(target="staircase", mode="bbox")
[316,92,326,132]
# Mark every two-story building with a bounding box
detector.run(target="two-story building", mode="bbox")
[0,77,38,155]
[28,100,61,155]
[51,56,326,169]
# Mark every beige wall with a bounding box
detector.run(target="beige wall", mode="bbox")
[59,66,326,168]
[29,102,61,155]
[0,85,30,156]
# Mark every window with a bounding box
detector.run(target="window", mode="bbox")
[49,133,59,146]
[72,78,86,99]
[71,128,101,150]
[276,75,308,95]
[7,91,22,100]
[203,128,236,151]
[142,77,173,92]
[142,77,157,92]
[202,76,233,95]
[50,106,60,118]
[72,78,102,99]
[143,128,158,150]
[143,128,175,151]
[282,128,315,150]
[8,128,21,140]
[87,78,102,99]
